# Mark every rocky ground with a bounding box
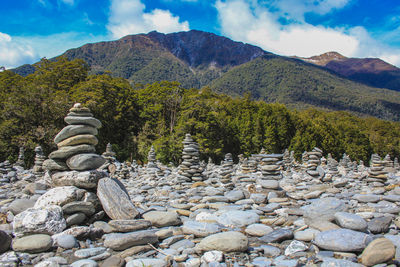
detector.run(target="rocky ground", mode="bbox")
[0,104,400,267]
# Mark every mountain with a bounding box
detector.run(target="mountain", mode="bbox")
[11,30,400,121]
[296,52,400,91]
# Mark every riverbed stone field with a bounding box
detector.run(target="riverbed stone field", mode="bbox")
[0,104,400,267]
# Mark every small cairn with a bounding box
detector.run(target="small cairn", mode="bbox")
[283,149,291,171]
[339,153,352,174]
[382,154,394,173]
[257,153,283,189]
[14,147,25,169]
[305,147,323,178]
[358,160,366,172]
[177,134,203,182]
[220,153,234,185]
[102,143,116,163]
[146,146,162,178]
[33,146,46,177]
[326,153,339,179]
[368,154,388,181]
[43,103,105,173]
[394,157,399,171]
[320,156,327,166]
[0,160,16,183]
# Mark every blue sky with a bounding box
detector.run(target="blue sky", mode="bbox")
[1,0,400,68]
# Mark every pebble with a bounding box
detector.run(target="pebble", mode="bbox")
[334,212,368,231]
[196,231,248,252]
[361,238,395,266]
[103,230,158,250]
[314,229,373,252]
[245,223,273,236]
[12,234,52,253]
[142,211,181,227]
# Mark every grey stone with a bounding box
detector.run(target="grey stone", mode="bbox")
[216,210,259,228]
[334,212,368,231]
[321,258,363,267]
[64,116,102,129]
[0,230,11,253]
[196,231,248,252]
[66,154,106,171]
[101,255,125,267]
[302,197,347,223]
[142,211,181,227]
[259,228,293,243]
[258,179,279,189]
[368,216,392,234]
[284,240,308,256]
[224,190,245,202]
[70,259,98,267]
[97,178,139,220]
[104,230,158,250]
[353,194,381,203]
[34,186,83,208]
[182,220,222,237]
[314,229,373,252]
[260,245,281,257]
[12,234,52,253]
[108,220,152,232]
[42,159,69,171]
[52,234,77,249]
[7,199,35,215]
[245,224,273,237]
[74,247,107,259]
[13,205,66,237]
[62,201,95,216]
[126,258,167,267]
[294,228,320,242]
[49,145,96,160]
[52,170,107,189]
[66,212,87,226]
[54,125,98,144]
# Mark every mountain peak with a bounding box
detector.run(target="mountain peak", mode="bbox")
[295,51,347,66]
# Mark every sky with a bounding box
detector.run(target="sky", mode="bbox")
[1,0,400,68]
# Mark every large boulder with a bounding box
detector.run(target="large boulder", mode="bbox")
[97,178,139,220]
[13,205,66,237]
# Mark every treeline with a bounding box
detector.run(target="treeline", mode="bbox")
[1,57,399,166]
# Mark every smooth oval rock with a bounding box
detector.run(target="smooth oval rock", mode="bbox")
[52,170,107,189]
[97,178,139,220]
[54,125,98,144]
[196,231,248,252]
[57,135,98,148]
[62,201,95,216]
[182,220,222,237]
[49,144,96,160]
[334,212,367,231]
[65,116,102,128]
[314,229,372,252]
[245,224,273,237]
[302,197,347,223]
[34,186,83,208]
[42,159,69,171]
[103,230,158,251]
[216,210,259,228]
[361,238,395,266]
[108,220,152,232]
[66,153,105,171]
[126,258,166,267]
[12,234,52,253]
[7,199,35,215]
[142,211,181,227]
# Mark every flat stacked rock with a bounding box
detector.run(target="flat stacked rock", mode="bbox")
[33,146,46,177]
[257,153,283,189]
[220,153,234,185]
[43,103,105,174]
[304,147,324,179]
[14,147,25,169]
[1,160,17,183]
[368,154,388,181]
[177,134,203,182]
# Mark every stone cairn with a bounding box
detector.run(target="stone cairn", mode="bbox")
[326,153,339,179]
[257,153,283,189]
[383,154,394,172]
[43,103,105,174]
[304,147,323,178]
[33,146,46,177]
[368,154,388,181]
[14,147,25,169]
[177,133,203,182]
[102,143,116,163]
[339,153,352,174]
[219,153,234,185]
[283,149,291,171]
[146,146,163,179]
[394,157,400,171]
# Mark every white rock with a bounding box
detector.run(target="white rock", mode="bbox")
[202,250,223,263]
[34,186,83,208]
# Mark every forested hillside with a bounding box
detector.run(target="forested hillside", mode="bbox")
[1,58,400,166]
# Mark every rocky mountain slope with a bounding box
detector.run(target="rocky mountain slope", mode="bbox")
[11,30,400,121]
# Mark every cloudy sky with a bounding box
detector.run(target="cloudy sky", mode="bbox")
[1,0,400,68]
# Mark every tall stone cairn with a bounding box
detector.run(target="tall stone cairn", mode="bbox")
[339,153,352,174]
[146,145,163,178]
[33,146,46,177]
[305,147,323,178]
[368,154,388,181]
[326,153,339,178]
[178,134,203,182]
[394,157,400,171]
[220,153,234,185]
[259,153,283,179]
[43,103,105,173]
[14,147,25,168]
[383,154,394,170]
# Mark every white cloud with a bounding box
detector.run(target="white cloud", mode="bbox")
[216,0,400,67]
[0,32,38,69]
[107,0,189,38]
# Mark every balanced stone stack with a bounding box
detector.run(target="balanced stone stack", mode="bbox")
[382,154,394,173]
[14,147,25,169]
[325,153,339,179]
[43,103,105,174]
[283,149,291,171]
[33,146,46,177]
[220,153,234,185]
[177,134,203,182]
[146,146,163,178]
[304,147,323,179]
[394,157,400,171]
[102,143,116,163]
[257,153,283,189]
[368,154,388,181]
[339,153,352,174]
